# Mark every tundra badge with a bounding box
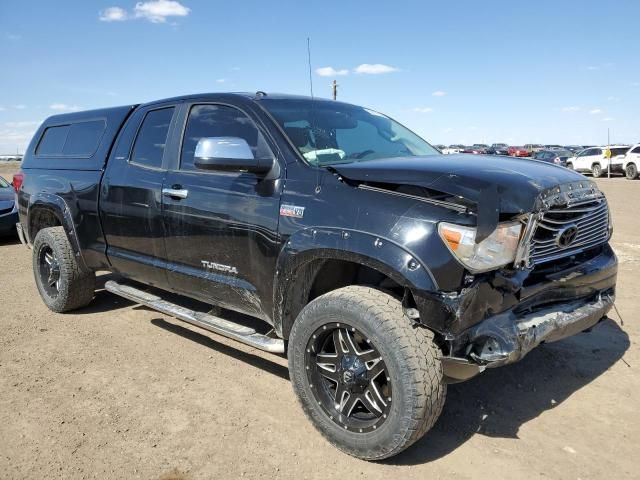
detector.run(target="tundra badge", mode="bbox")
[201,260,239,274]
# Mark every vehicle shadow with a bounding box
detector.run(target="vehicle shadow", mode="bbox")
[388,318,630,465]
[72,273,135,315]
[74,275,290,380]
[0,234,20,246]
[150,317,290,381]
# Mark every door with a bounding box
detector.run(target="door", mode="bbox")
[161,103,283,320]
[100,104,178,288]
[574,149,594,171]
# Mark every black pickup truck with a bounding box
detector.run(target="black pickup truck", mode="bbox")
[14,92,617,460]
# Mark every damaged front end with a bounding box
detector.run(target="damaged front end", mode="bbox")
[413,182,618,382]
[332,160,618,383]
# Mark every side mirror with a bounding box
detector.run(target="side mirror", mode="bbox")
[193,137,272,174]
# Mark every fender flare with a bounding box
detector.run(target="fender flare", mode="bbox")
[27,193,89,271]
[273,227,438,337]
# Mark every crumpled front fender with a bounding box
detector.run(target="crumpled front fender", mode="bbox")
[273,227,438,337]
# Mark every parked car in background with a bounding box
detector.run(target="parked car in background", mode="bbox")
[524,144,544,153]
[448,144,465,153]
[508,146,531,157]
[564,145,583,153]
[462,146,485,154]
[0,176,18,236]
[486,143,509,155]
[532,149,573,167]
[622,144,640,179]
[439,146,458,154]
[472,143,489,153]
[567,145,631,177]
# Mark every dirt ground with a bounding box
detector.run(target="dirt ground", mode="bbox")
[1,162,638,479]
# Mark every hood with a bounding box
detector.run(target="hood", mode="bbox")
[332,154,593,241]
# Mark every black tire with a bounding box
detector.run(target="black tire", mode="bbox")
[592,163,603,178]
[626,163,638,180]
[566,162,574,170]
[288,286,446,460]
[32,226,95,312]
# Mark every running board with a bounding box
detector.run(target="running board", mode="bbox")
[104,280,285,354]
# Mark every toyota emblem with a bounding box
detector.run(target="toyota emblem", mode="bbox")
[556,225,579,249]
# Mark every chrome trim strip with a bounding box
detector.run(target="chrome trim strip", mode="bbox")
[358,184,469,213]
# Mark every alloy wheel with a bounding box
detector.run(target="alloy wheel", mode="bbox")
[38,245,60,297]
[305,322,392,433]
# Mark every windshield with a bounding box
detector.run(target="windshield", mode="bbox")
[0,176,10,188]
[260,99,440,166]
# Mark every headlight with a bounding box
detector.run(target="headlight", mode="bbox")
[438,221,522,273]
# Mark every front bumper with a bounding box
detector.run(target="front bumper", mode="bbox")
[435,245,618,382]
[441,291,614,382]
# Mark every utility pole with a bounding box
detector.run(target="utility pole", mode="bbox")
[332,79,338,100]
[607,128,611,179]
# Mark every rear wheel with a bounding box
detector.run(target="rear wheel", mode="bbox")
[626,163,638,180]
[288,286,446,460]
[32,226,95,312]
[592,163,603,178]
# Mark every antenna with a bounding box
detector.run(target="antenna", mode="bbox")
[307,37,314,99]
[306,37,322,193]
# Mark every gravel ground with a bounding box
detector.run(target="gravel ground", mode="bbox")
[1,163,638,479]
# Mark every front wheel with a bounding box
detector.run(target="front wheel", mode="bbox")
[592,163,603,178]
[288,286,446,460]
[626,163,638,180]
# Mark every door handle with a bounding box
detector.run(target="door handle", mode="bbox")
[162,188,189,199]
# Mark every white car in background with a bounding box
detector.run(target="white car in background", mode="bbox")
[622,144,640,179]
[567,145,630,177]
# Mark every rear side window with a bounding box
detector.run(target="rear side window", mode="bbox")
[632,147,640,154]
[64,121,105,155]
[36,120,106,157]
[131,107,174,169]
[610,147,629,156]
[37,125,70,155]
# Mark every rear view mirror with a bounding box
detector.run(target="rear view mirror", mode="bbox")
[194,137,272,174]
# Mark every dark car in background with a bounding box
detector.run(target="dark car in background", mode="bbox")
[486,143,509,155]
[531,149,573,167]
[0,176,18,236]
[462,146,481,154]
[564,145,583,153]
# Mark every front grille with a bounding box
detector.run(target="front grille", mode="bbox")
[528,197,610,265]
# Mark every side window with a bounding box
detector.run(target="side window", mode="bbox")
[131,107,175,169]
[180,104,272,171]
[36,125,70,155]
[632,147,640,154]
[63,120,105,156]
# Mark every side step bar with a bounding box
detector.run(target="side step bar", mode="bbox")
[104,280,285,354]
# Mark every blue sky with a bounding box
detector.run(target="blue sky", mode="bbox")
[1,0,639,153]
